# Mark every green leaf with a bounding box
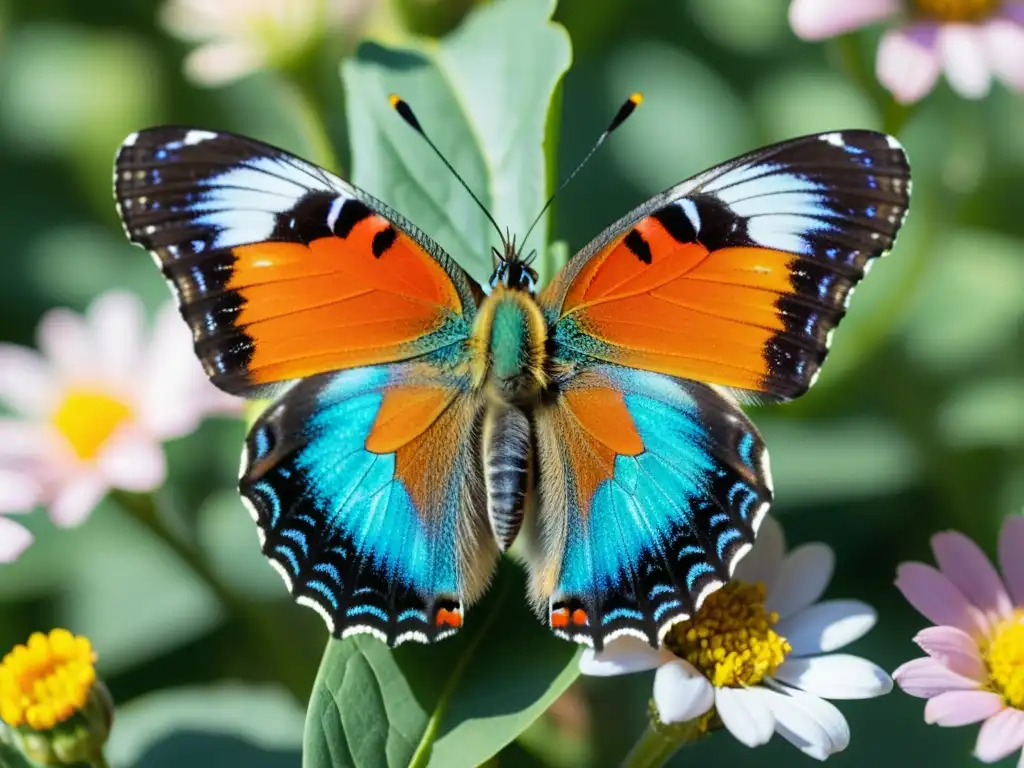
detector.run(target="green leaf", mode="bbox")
[341,0,571,286]
[108,683,304,767]
[303,562,581,768]
[0,737,35,768]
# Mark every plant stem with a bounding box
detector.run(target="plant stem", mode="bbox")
[110,491,309,702]
[623,713,705,768]
[89,750,111,768]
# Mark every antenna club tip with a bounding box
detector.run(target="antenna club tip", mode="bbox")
[388,93,403,109]
[629,92,644,105]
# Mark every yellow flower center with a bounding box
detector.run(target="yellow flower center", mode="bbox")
[986,611,1024,709]
[664,581,792,688]
[51,389,133,460]
[0,629,96,731]
[913,0,1003,21]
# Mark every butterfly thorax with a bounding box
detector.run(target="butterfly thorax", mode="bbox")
[470,284,548,403]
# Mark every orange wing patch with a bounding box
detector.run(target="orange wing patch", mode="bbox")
[366,385,456,455]
[392,392,477,519]
[229,215,466,385]
[550,384,645,513]
[546,213,801,392]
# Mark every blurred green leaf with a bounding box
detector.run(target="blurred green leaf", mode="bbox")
[25,225,167,310]
[752,69,879,141]
[689,0,790,54]
[938,379,1024,448]
[197,491,287,600]
[342,0,571,285]
[901,229,1024,372]
[0,736,34,768]
[604,41,752,193]
[757,418,922,506]
[107,683,303,767]
[0,24,161,218]
[303,563,580,768]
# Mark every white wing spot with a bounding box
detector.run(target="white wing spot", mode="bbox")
[821,132,845,147]
[184,129,218,146]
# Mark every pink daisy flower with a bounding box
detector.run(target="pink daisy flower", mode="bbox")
[0,291,240,529]
[788,0,1024,103]
[894,516,1024,764]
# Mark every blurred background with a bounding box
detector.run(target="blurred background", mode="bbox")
[0,0,1021,766]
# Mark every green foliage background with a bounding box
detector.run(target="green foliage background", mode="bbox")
[0,0,1021,766]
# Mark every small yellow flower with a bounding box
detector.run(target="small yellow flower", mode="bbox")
[0,629,112,767]
[0,629,96,731]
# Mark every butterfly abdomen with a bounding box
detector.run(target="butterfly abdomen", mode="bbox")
[471,286,547,399]
[482,405,532,551]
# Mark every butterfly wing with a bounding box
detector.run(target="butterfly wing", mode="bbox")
[540,130,911,402]
[114,127,482,398]
[526,365,772,648]
[241,357,496,645]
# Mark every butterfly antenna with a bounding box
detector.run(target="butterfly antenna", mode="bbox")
[389,94,507,251]
[517,92,643,258]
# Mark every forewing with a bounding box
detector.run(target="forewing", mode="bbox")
[114,127,482,398]
[240,358,496,645]
[526,365,772,648]
[541,131,911,401]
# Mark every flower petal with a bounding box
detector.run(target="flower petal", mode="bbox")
[925,690,1005,727]
[0,419,54,462]
[0,468,42,513]
[912,625,987,682]
[788,0,898,41]
[579,636,671,677]
[653,659,715,725]
[140,303,240,438]
[183,41,267,87]
[985,20,1024,91]
[37,307,97,383]
[892,656,983,698]
[770,682,851,756]
[755,686,849,760]
[895,562,989,637]
[766,543,834,620]
[932,530,1013,622]
[733,515,785,590]
[0,344,57,416]
[1004,1,1024,24]
[999,516,1024,606]
[975,707,1024,763]
[773,654,892,700]
[876,26,942,104]
[49,473,107,528]
[777,600,877,657]
[715,686,775,748]
[88,291,145,386]
[938,24,992,99]
[98,432,166,493]
[0,516,33,563]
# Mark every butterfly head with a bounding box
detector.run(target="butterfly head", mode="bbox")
[489,238,538,294]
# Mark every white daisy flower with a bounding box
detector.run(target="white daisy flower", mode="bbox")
[160,0,376,86]
[580,517,892,761]
[0,291,240,528]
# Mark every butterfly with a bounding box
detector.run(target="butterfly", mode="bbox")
[113,95,910,649]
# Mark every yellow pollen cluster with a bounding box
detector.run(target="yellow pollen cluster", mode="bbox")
[666,581,792,688]
[913,0,1002,21]
[0,629,97,731]
[986,612,1024,709]
[51,389,133,461]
